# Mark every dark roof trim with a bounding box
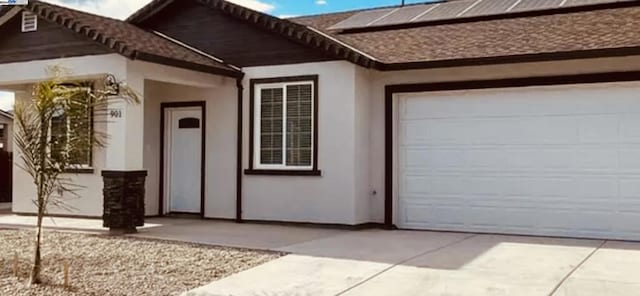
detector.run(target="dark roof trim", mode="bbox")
[127,0,379,69]
[25,1,242,78]
[133,52,243,78]
[380,46,640,72]
[336,1,640,34]
[386,71,640,95]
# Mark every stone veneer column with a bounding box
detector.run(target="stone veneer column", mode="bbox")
[102,170,147,234]
[101,70,146,234]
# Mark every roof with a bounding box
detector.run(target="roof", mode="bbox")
[0,109,12,121]
[12,0,640,72]
[127,0,379,68]
[19,1,242,78]
[292,1,640,70]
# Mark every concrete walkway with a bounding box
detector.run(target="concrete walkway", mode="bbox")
[1,214,640,295]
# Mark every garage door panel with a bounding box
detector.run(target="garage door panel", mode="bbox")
[404,147,623,171]
[401,85,640,119]
[620,149,640,168]
[397,83,640,240]
[403,117,581,145]
[620,179,640,197]
[620,116,640,140]
[578,115,620,142]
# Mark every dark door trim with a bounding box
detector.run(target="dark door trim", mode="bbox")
[160,101,206,218]
[384,71,640,228]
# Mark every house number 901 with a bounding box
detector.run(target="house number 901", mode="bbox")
[110,109,123,118]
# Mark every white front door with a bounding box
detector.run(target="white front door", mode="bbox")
[164,107,203,214]
[397,82,640,240]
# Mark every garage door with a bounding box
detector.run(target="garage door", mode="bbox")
[397,82,640,240]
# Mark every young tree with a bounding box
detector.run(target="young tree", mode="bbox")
[13,67,138,285]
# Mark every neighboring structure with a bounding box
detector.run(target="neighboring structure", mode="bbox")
[0,109,12,152]
[3,0,640,240]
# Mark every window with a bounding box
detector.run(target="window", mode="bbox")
[178,117,200,129]
[248,75,319,175]
[21,12,37,32]
[50,84,93,168]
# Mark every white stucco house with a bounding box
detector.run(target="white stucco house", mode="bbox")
[3,0,640,240]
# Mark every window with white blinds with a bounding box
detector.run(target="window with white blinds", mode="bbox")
[255,80,314,170]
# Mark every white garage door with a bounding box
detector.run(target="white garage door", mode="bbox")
[397,82,640,240]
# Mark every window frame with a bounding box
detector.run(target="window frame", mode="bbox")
[246,75,321,176]
[50,82,95,173]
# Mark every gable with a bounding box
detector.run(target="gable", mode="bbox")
[0,9,110,64]
[137,0,336,67]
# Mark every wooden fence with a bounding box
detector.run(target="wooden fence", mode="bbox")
[0,151,12,203]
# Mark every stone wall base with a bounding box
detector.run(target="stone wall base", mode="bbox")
[102,170,147,233]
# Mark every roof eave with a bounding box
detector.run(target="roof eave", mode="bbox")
[379,47,640,71]
[0,110,13,120]
[126,0,175,24]
[133,52,244,78]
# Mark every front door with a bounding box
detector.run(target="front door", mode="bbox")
[163,106,203,214]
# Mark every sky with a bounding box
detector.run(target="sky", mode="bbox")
[0,0,431,111]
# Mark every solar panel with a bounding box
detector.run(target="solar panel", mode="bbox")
[511,0,563,11]
[328,8,397,30]
[462,0,519,17]
[371,4,436,26]
[327,0,627,31]
[414,0,477,22]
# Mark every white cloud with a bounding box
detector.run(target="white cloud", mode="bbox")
[48,0,275,20]
[0,92,14,111]
[316,0,327,5]
[48,0,151,20]
[227,0,275,12]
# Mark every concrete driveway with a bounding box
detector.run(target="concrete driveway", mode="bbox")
[186,230,640,296]
[1,214,638,296]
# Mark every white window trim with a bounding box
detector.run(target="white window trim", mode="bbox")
[253,80,315,170]
[21,11,37,33]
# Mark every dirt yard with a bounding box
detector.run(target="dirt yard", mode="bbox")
[0,229,280,296]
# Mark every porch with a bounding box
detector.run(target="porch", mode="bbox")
[0,54,241,219]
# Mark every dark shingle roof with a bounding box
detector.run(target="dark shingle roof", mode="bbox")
[290,1,640,69]
[24,0,242,77]
[27,0,640,72]
[291,11,357,32]
[127,0,378,68]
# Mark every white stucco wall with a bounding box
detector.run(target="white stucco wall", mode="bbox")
[9,52,640,225]
[367,55,640,223]
[143,79,238,218]
[8,54,234,217]
[242,61,366,224]
[354,67,373,223]
[12,85,109,216]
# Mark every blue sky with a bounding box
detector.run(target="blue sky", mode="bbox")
[0,0,432,110]
[272,0,432,17]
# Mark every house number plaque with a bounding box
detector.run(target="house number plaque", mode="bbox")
[109,109,123,119]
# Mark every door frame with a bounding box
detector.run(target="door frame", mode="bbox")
[159,101,206,217]
[384,71,640,229]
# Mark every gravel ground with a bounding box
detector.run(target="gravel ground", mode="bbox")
[0,229,281,296]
